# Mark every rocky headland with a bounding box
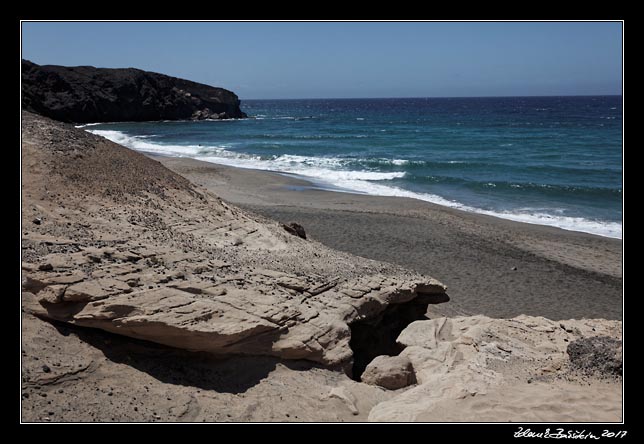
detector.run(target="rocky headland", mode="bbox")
[22,60,247,123]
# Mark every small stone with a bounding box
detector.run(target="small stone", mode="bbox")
[42,365,51,373]
[38,263,54,271]
[282,222,307,239]
[361,355,416,390]
[511,266,518,271]
[32,218,42,225]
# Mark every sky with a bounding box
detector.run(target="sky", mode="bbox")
[21,21,622,100]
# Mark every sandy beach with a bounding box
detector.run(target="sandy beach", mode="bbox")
[21,113,623,422]
[156,156,623,321]
[21,22,623,423]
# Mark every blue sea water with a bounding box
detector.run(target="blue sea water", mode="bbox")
[82,96,623,238]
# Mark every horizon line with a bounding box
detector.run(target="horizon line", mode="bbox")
[241,94,623,101]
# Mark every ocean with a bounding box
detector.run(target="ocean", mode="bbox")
[82,96,623,239]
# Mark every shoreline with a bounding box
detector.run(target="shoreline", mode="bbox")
[22,111,623,423]
[144,152,622,240]
[153,155,623,321]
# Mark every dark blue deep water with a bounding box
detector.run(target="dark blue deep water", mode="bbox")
[84,96,623,238]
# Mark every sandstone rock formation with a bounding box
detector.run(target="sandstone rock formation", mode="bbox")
[21,60,247,123]
[21,111,446,372]
[367,315,622,422]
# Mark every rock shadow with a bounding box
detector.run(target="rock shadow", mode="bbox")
[349,292,450,381]
[49,321,295,394]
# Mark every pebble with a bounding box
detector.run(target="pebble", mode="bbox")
[42,365,51,373]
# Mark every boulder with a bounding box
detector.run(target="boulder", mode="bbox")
[361,355,415,390]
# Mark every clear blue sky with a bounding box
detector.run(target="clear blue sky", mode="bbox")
[21,21,622,100]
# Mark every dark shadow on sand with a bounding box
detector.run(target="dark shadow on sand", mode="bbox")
[49,320,320,394]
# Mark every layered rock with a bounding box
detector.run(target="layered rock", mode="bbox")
[21,60,247,123]
[367,315,622,422]
[21,111,446,369]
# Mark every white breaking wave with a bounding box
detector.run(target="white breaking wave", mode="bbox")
[75,122,105,128]
[88,130,208,157]
[87,129,406,182]
[88,129,622,239]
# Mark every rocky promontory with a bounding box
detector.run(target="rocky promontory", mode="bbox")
[21,60,247,123]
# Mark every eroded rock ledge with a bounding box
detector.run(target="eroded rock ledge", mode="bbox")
[24,259,446,367]
[21,111,447,371]
[367,315,622,422]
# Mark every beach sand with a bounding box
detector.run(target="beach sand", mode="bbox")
[156,156,622,321]
[21,113,622,422]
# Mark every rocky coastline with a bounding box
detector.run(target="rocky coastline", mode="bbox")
[22,60,247,123]
[20,65,622,422]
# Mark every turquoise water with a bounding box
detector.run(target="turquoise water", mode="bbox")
[83,96,623,238]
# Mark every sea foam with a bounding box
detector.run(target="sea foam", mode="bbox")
[88,128,622,239]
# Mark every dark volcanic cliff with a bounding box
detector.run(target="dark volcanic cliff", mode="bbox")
[21,60,247,123]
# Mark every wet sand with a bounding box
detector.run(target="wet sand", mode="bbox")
[155,156,623,321]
